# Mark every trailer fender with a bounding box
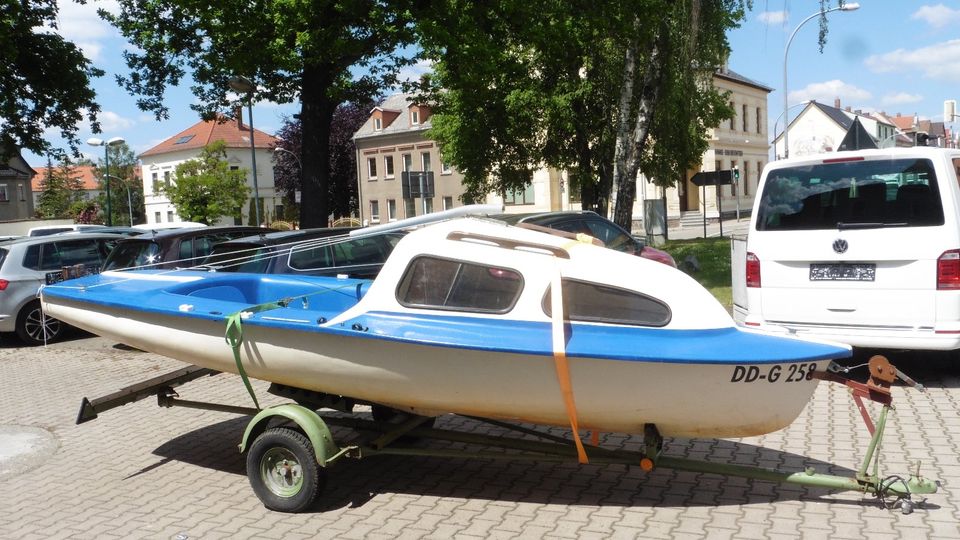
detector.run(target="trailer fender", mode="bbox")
[239,404,339,466]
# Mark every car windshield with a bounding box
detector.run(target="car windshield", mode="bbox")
[204,244,274,273]
[756,158,944,231]
[103,240,161,270]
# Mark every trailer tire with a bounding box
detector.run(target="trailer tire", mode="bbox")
[247,427,325,513]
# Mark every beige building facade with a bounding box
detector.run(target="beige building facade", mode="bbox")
[356,69,772,227]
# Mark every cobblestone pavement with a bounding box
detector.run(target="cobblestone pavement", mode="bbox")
[0,334,958,539]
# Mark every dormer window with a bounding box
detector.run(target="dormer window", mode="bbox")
[411,110,420,126]
[374,117,382,131]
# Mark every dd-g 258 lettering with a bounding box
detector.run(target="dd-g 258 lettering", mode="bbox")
[730,363,817,383]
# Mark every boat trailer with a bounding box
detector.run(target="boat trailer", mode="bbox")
[77,355,939,513]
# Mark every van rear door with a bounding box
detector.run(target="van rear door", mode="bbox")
[749,155,949,330]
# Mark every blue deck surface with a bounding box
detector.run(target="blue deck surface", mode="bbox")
[43,271,851,365]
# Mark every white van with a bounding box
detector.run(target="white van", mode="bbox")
[733,147,960,351]
[27,224,106,237]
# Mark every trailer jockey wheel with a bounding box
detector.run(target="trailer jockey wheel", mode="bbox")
[247,427,326,513]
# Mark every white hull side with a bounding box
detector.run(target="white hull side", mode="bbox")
[45,297,825,438]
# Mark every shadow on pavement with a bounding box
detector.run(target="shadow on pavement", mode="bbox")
[149,414,888,514]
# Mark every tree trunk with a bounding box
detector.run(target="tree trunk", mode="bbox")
[299,64,338,228]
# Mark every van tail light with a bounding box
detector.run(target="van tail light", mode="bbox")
[746,252,761,288]
[937,250,960,290]
[0,279,7,291]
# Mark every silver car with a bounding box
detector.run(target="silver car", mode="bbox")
[0,234,121,345]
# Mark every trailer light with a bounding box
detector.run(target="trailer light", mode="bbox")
[746,252,761,288]
[0,279,7,291]
[937,250,960,290]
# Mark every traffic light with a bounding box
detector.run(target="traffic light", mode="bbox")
[733,166,740,181]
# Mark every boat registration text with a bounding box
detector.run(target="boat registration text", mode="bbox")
[730,363,817,383]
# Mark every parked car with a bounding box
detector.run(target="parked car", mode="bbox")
[202,227,405,279]
[0,234,122,345]
[132,221,207,231]
[493,211,677,267]
[102,226,272,271]
[735,147,960,351]
[27,224,106,236]
[60,226,145,236]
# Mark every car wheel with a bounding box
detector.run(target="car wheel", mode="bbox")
[15,300,65,346]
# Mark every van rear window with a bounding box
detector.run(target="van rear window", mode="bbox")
[756,158,944,231]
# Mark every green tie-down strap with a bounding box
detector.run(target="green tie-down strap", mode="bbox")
[224,298,292,410]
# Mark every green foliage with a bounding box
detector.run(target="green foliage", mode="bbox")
[162,141,250,225]
[92,142,145,226]
[101,0,419,227]
[662,236,732,309]
[0,0,102,158]
[36,159,87,219]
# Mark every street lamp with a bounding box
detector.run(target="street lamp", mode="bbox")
[229,75,261,225]
[772,100,811,155]
[87,136,126,226]
[782,3,859,159]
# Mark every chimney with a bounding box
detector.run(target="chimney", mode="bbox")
[845,106,851,112]
[834,97,841,108]
[235,106,245,130]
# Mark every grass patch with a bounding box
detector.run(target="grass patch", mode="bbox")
[661,236,732,309]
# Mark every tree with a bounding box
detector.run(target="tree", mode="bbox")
[101,0,419,228]
[0,0,102,158]
[92,142,145,226]
[36,158,86,218]
[162,141,250,225]
[274,101,374,222]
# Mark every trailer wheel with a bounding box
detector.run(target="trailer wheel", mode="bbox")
[247,427,325,513]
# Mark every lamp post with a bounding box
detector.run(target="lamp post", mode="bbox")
[782,3,859,159]
[87,136,126,226]
[229,75,261,225]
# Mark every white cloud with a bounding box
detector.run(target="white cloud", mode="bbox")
[54,1,118,42]
[912,4,960,29]
[788,80,872,105]
[98,111,135,132]
[865,39,960,82]
[395,59,434,86]
[881,92,923,106]
[758,11,788,25]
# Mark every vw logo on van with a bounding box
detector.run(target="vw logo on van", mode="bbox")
[832,239,849,254]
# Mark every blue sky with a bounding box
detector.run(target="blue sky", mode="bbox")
[25,1,960,168]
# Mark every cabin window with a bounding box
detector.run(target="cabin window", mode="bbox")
[397,256,523,313]
[542,279,671,327]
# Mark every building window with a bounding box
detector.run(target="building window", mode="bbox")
[154,211,161,223]
[402,153,413,172]
[18,183,25,201]
[174,135,195,145]
[384,155,395,178]
[756,107,762,134]
[742,162,750,197]
[421,152,432,172]
[742,104,748,132]
[152,172,159,194]
[504,183,534,205]
[729,101,735,130]
[374,117,382,131]
[443,196,454,210]
[370,200,380,223]
[367,157,377,180]
[387,199,397,221]
[441,161,452,175]
[425,198,434,213]
[411,110,420,126]
[164,170,171,188]
[0,184,7,202]
[167,210,174,222]
[405,198,416,218]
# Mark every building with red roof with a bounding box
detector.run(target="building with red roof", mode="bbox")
[139,111,279,226]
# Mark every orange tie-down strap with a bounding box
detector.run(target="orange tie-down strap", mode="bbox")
[551,270,590,464]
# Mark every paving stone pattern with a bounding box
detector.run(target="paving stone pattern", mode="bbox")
[0,336,958,539]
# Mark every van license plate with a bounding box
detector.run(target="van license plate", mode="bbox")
[809,263,875,281]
